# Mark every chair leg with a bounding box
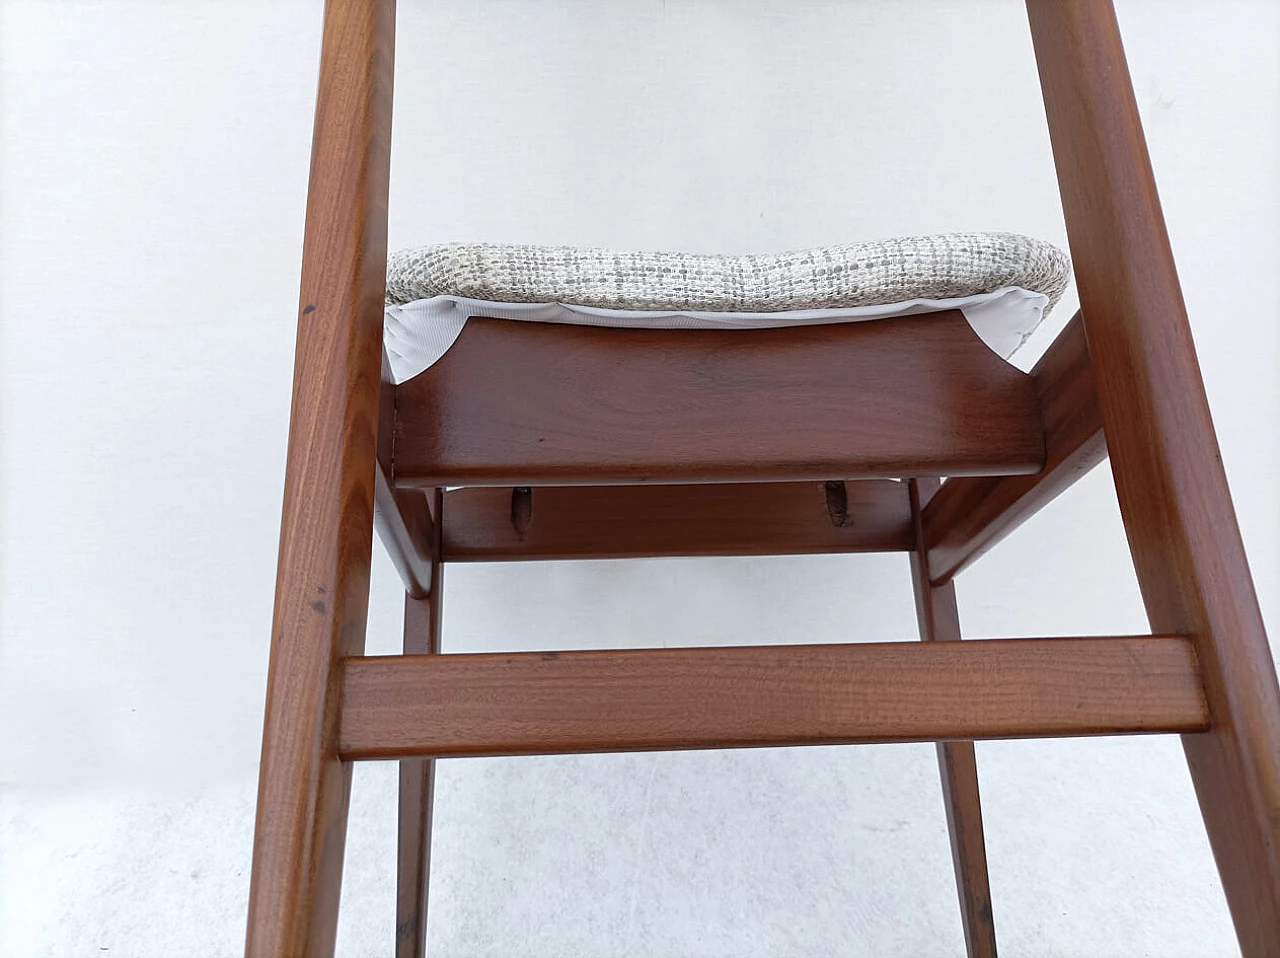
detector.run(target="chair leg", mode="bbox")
[932,741,997,958]
[246,0,393,951]
[396,749,437,956]
[1025,4,1280,949]
[396,493,444,958]
[910,479,998,958]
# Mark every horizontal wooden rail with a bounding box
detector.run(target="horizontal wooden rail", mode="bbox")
[392,312,1046,487]
[441,480,914,561]
[339,636,1206,760]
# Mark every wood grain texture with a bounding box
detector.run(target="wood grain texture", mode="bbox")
[376,351,436,598]
[923,312,1105,583]
[910,479,997,958]
[392,311,1046,487]
[338,637,1207,760]
[375,467,435,599]
[1028,3,1280,952]
[439,480,914,561]
[245,1,395,955]
[396,492,443,958]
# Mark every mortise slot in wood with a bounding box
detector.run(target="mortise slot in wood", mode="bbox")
[510,487,533,537]
[824,480,849,527]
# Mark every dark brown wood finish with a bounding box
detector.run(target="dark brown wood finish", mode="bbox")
[245,0,395,955]
[339,637,1207,760]
[923,312,1106,583]
[392,312,1047,487]
[396,488,444,958]
[910,479,997,958]
[440,480,914,561]
[1027,2,1280,951]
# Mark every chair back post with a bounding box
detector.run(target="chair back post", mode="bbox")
[246,0,396,954]
[1026,1,1280,949]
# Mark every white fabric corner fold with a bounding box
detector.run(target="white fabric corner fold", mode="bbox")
[381,285,1049,386]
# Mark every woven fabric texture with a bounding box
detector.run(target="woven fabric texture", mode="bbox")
[385,232,1070,313]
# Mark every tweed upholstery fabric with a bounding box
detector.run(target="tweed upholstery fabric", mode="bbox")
[385,232,1070,313]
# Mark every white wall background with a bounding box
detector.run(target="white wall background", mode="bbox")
[1,1,1276,955]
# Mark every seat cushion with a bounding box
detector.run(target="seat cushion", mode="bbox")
[381,232,1071,384]
[386,232,1069,312]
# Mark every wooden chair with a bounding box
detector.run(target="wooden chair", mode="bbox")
[244,2,1280,955]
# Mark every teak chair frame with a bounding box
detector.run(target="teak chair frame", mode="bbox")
[244,2,1280,956]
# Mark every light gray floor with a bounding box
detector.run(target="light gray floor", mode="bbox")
[0,735,1243,957]
[2,1,1276,955]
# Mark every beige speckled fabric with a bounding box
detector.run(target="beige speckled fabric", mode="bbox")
[386,232,1070,313]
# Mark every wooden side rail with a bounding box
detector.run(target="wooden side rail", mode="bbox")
[339,636,1207,760]
[392,311,1047,487]
[440,479,914,561]
[922,311,1106,583]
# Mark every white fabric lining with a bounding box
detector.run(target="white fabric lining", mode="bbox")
[382,285,1049,385]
